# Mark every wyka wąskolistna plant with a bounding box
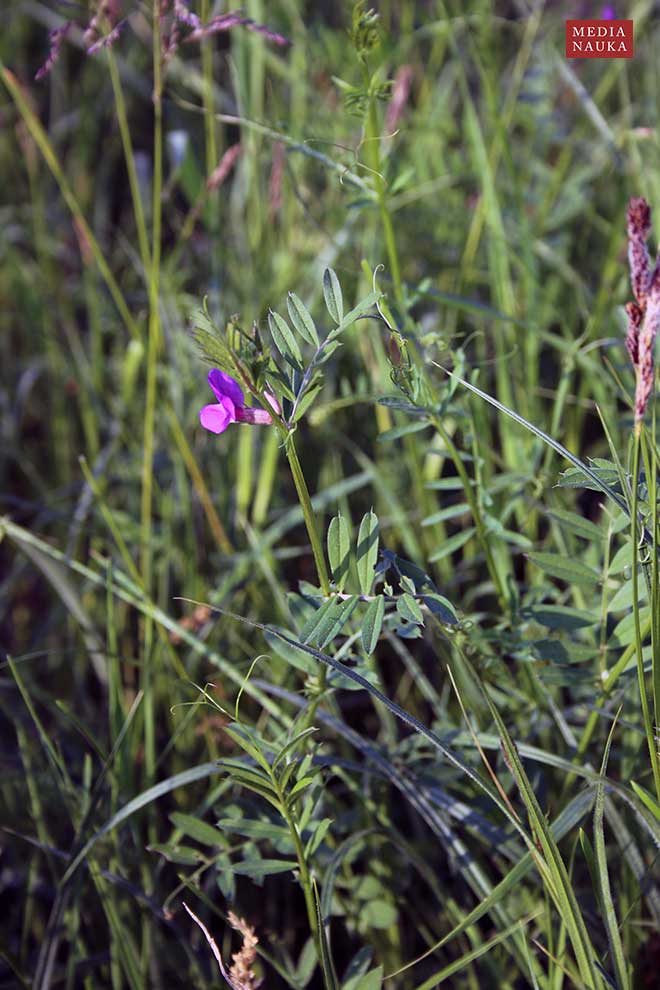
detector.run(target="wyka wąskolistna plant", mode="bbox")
[190,264,646,990]
[192,270,463,986]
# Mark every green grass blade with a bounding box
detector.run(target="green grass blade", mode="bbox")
[593,715,630,990]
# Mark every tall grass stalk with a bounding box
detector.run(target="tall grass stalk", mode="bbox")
[630,425,660,799]
[139,1,164,789]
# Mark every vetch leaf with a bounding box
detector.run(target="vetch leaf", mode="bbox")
[611,607,651,647]
[293,380,323,422]
[356,510,379,595]
[538,667,593,686]
[169,812,227,847]
[148,843,201,865]
[288,776,317,801]
[278,760,302,794]
[319,597,359,648]
[300,597,338,645]
[421,593,458,625]
[216,819,291,842]
[218,758,275,791]
[223,724,272,773]
[305,817,333,857]
[520,605,598,631]
[264,627,317,674]
[329,291,381,339]
[301,596,358,648]
[272,726,318,771]
[323,267,343,323]
[316,339,343,366]
[557,459,621,492]
[230,859,298,877]
[396,593,423,625]
[608,543,633,575]
[268,309,303,370]
[608,576,646,612]
[361,596,384,654]
[287,292,319,347]
[382,550,435,593]
[266,362,296,402]
[527,552,600,586]
[548,508,604,542]
[523,639,597,664]
[328,514,351,592]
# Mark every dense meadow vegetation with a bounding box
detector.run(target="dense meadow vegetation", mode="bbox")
[2,1,660,987]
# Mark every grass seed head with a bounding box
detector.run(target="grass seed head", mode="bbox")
[625,196,659,424]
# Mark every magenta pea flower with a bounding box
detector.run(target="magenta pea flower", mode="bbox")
[200,368,279,434]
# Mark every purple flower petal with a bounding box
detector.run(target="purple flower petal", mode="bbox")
[236,406,274,425]
[200,400,236,434]
[264,390,281,415]
[208,368,244,408]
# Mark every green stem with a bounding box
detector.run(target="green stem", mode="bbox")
[137,7,164,979]
[277,427,331,720]
[106,49,151,276]
[362,61,403,306]
[200,0,222,287]
[651,405,660,745]
[631,425,660,799]
[281,430,331,596]
[639,411,660,760]
[274,780,323,976]
[200,0,218,177]
[140,2,164,785]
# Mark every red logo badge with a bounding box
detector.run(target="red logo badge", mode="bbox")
[565,19,633,58]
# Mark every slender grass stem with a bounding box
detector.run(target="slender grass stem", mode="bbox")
[139,5,164,787]
[200,0,217,179]
[0,64,141,341]
[106,49,151,276]
[361,61,403,308]
[651,403,660,743]
[631,425,660,799]
[639,406,660,768]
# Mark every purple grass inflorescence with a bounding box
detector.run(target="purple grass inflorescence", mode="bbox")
[625,197,660,426]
